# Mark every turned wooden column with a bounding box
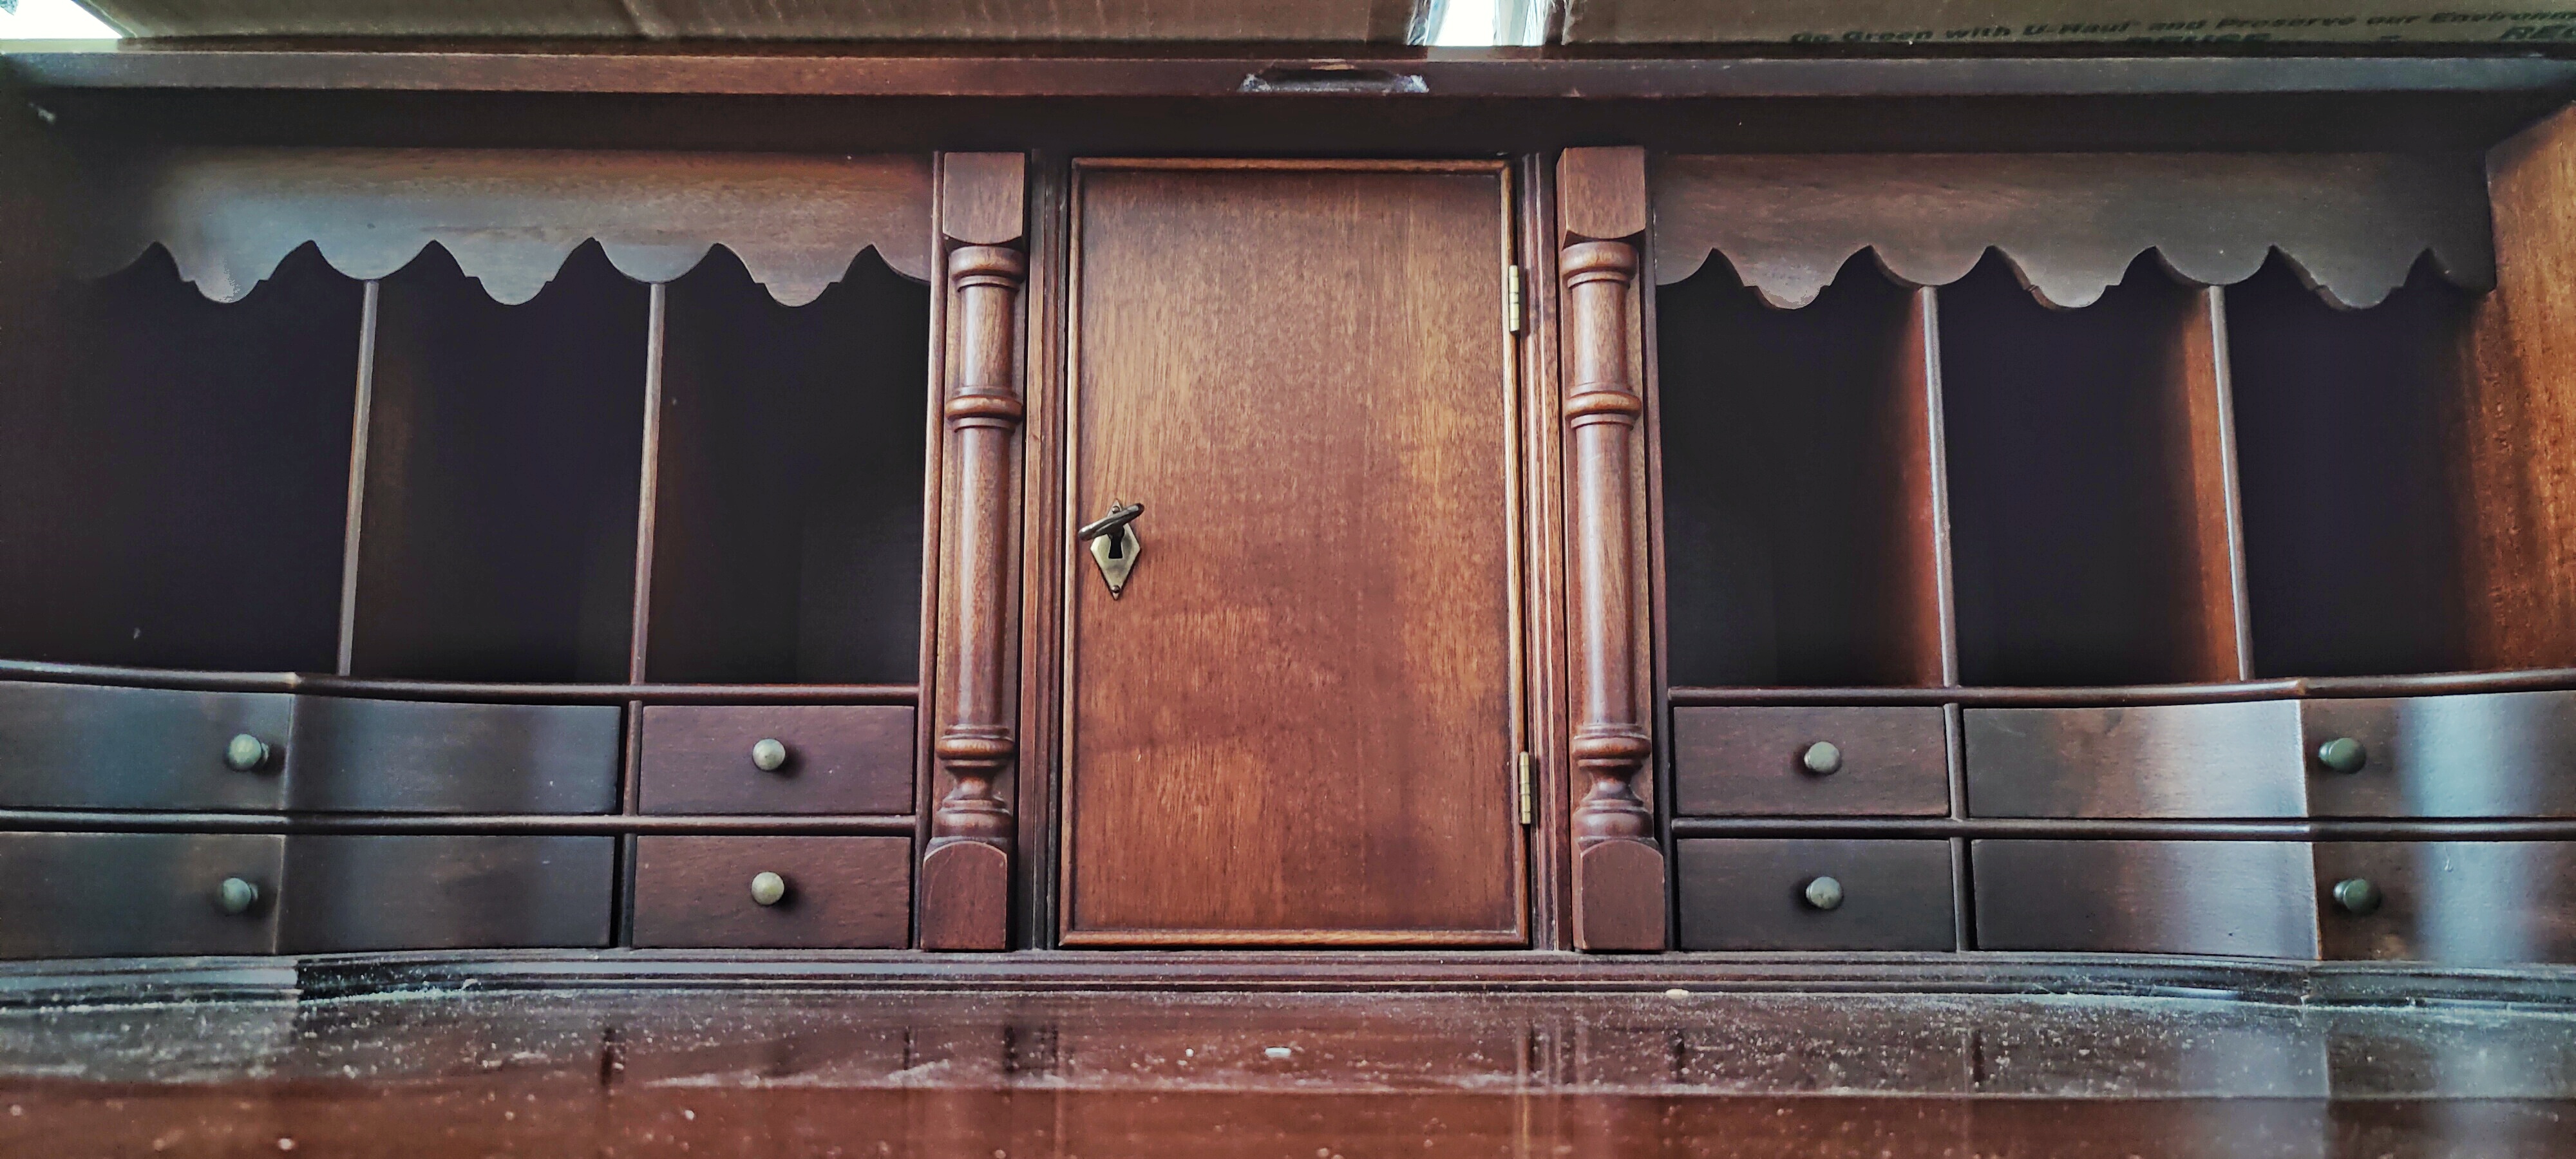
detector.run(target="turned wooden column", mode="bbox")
[920,153,1027,951]
[1558,147,1667,952]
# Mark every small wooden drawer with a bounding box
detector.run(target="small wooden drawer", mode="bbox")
[1964,702,2304,818]
[287,698,620,814]
[1671,706,1947,816]
[0,682,293,811]
[636,706,914,815]
[2315,842,2576,964]
[630,836,910,948]
[0,832,283,958]
[1674,838,1955,950]
[2304,692,2576,818]
[1973,839,2318,957]
[278,834,614,952]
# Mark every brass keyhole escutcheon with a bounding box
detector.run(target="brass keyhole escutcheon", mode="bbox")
[1078,500,1144,598]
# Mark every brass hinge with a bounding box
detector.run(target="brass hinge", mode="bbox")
[1516,751,1537,825]
[1505,265,1526,335]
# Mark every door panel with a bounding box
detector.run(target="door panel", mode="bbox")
[1063,161,1524,945]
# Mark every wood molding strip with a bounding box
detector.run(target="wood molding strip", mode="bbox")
[1670,816,2576,840]
[1558,146,1666,952]
[920,153,1028,952]
[0,811,919,835]
[1650,152,2493,309]
[0,663,920,703]
[1667,667,2576,705]
[10,47,2573,100]
[71,147,934,302]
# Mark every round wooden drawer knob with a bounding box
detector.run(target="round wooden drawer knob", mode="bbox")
[750,739,789,773]
[216,877,260,915]
[223,733,272,773]
[2333,877,2383,916]
[2316,737,2368,774]
[750,871,788,907]
[1802,876,1844,911]
[1799,742,1843,777]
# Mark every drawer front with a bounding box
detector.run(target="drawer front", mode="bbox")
[637,706,914,815]
[2315,842,2576,964]
[1973,840,2318,957]
[1964,702,2304,818]
[1671,706,1947,817]
[630,836,910,948]
[0,682,292,811]
[2304,692,2576,818]
[279,834,614,952]
[287,698,620,814]
[1674,838,1955,950]
[0,832,283,957]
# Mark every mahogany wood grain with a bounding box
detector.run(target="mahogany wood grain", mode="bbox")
[1558,146,1647,245]
[1671,706,1948,818]
[1964,702,2304,819]
[337,281,382,677]
[350,241,648,683]
[1559,147,1663,952]
[1645,152,2488,310]
[285,697,620,815]
[0,832,283,959]
[2172,287,2253,682]
[0,663,920,705]
[1063,161,1522,947]
[2315,841,2576,964]
[638,706,915,816]
[0,682,292,812]
[1008,153,1074,950]
[0,813,920,835]
[1904,288,1962,690]
[1655,256,1947,687]
[914,148,956,946]
[2304,692,2576,818]
[2228,256,2474,678]
[645,248,929,684]
[630,836,909,949]
[73,148,936,297]
[1973,838,2320,957]
[942,153,1027,248]
[278,834,614,952]
[1941,254,2246,687]
[1674,838,1956,951]
[2456,106,2576,672]
[6,43,2568,113]
[76,0,1424,42]
[921,153,1027,952]
[1521,152,1575,950]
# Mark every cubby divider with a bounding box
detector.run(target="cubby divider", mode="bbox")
[2228,254,2474,678]
[641,247,931,685]
[1939,251,2246,688]
[1657,252,1949,687]
[0,243,364,673]
[346,241,650,683]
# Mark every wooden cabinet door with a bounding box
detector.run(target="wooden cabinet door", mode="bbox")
[1061,160,1526,946]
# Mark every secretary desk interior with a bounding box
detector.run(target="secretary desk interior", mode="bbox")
[3,37,2576,977]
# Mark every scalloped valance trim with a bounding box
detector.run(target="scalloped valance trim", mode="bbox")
[74,147,933,306]
[1651,152,2492,310]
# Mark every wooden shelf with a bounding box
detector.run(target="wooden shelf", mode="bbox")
[2229,255,2477,678]
[1939,253,2241,687]
[0,243,363,674]
[1657,254,1945,687]
[645,248,930,685]
[346,241,650,683]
